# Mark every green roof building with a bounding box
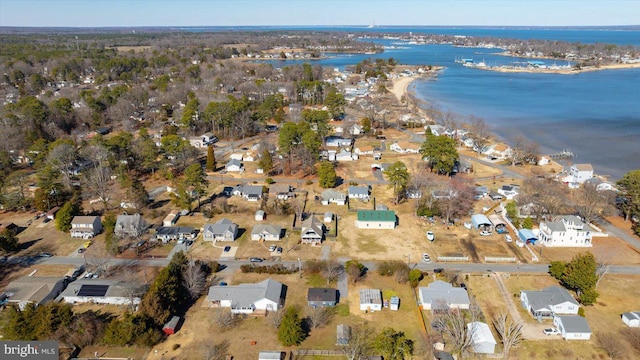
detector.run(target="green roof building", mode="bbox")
[355,210,396,229]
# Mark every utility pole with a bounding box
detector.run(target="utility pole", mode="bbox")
[298,258,302,278]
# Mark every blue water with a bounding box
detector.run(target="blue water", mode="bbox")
[249,27,640,180]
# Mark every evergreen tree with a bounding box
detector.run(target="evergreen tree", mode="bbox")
[258,149,273,174]
[206,145,216,171]
[419,133,458,175]
[373,327,414,360]
[278,306,306,346]
[56,200,77,232]
[0,228,20,254]
[317,161,337,188]
[384,161,410,204]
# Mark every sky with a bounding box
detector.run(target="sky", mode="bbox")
[1,0,638,27]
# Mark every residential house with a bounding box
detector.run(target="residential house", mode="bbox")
[60,279,141,306]
[269,184,294,200]
[553,315,592,340]
[206,278,286,314]
[406,188,423,199]
[154,226,195,243]
[432,189,456,200]
[114,214,147,238]
[203,219,239,242]
[307,288,338,307]
[232,184,264,201]
[322,189,347,205]
[3,276,67,309]
[418,280,470,311]
[251,224,282,241]
[622,312,640,327]
[585,177,615,192]
[354,145,374,155]
[229,153,244,161]
[359,289,383,312]
[348,123,364,136]
[348,185,370,201]
[325,136,353,148]
[70,216,102,239]
[537,156,551,166]
[335,150,359,161]
[162,211,180,227]
[225,159,244,173]
[355,210,396,229]
[484,143,512,160]
[538,215,593,247]
[390,141,420,154]
[467,322,497,354]
[336,324,351,346]
[520,286,580,318]
[568,163,594,184]
[243,151,256,162]
[497,185,519,200]
[300,216,324,245]
[330,121,345,134]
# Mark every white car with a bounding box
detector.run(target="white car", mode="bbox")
[269,245,276,252]
[422,253,432,263]
[505,235,512,242]
[543,328,560,335]
[480,231,492,236]
[426,231,435,241]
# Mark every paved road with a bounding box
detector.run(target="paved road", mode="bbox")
[595,218,640,251]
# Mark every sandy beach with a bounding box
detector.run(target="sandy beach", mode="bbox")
[390,75,417,103]
[474,61,640,75]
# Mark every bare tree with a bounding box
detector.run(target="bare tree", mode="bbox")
[597,332,627,359]
[441,307,476,357]
[307,306,334,329]
[620,328,640,352]
[202,340,230,360]
[341,323,374,360]
[322,260,344,284]
[84,245,112,277]
[119,270,146,312]
[438,178,475,225]
[493,311,523,359]
[183,260,207,300]
[47,142,78,188]
[82,163,113,210]
[211,308,239,331]
[346,262,364,284]
[268,308,285,329]
[575,182,614,224]
[467,116,491,153]
[518,178,569,220]
[394,266,409,284]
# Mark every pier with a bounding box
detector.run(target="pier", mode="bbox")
[548,149,575,160]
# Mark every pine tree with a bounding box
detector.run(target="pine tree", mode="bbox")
[56,200,77,232]
[206,145,216,171]
[278,306,305,346]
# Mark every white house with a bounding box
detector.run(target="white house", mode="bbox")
[497,185,519,200]
[467,322,497,354]
[233,184,263,201]
[335,150,359,161]
[60,279,141,306]
[206,278,285,314]
[269,184,293,200]
[553,315,592,340]
[354,210,396,229]
[354,145,374,155]
[537,156,551,166]
[301,216,324,245]
[538,215,593,247]
[359,289,383,312]
[229,153,244,161]
[251,224,282,241]
[622,312,640,327]
[70,216,102,239]
[418,281,470,311]
[390,141,420,154]
[484,143,511,160]
[585,177,615,192]
[568,163,594,184]
[322,189,347,205]
[225,159,244,172]
[325,136,353,148]
[520,286,579,318]
[348,185,370,201]
[203,219,238,242]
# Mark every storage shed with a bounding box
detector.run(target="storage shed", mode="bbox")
[324,212,334,223]
[258,351,285,360]
[518,229,538,244]
[162,316,181,335]
[622,312,640,327]
[255,210,265,221]
[389,296,400,311]
[336,324,351,345]
[467,321,496,354]
[488,214,507,234]
[359,289,383,312]
[471,214,492,231]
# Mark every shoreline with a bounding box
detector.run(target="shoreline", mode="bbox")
[470,62,640,74]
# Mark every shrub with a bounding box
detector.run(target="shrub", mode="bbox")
[265,178,275,184]
[578,307,585,317]
[172,344,181,350]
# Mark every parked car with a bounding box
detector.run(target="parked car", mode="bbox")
[422,253,431,263]
[223,246,231,253]
[269,245,276,252]
[177,238,185,245]
[433,268,444,274]
[77,248,85,253]
[505,235,513,242]
[219,282,227,286]
[480,231,492,236]
[459,282,467,290]
[186,240,194,246]
[276,247,283,254]
[250,257,263,262]
[39,252,53,258]
[426,231,435,241]
[543,328,560,335]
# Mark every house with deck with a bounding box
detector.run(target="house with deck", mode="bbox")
[538,215,592,247]
[300,216,324,245]
[322,189,347,205]
[233,184,264,201]
[348,185,370,201]
[70,216,102,239]
[520,286,580,318]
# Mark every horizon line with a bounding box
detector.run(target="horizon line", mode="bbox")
[1,24,639,29]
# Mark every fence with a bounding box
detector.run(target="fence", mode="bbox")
[437,256,469,262]
[293,349,344,356]
[485,256,517,263]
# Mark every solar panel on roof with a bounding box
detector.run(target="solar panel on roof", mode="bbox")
[77,284,109,297]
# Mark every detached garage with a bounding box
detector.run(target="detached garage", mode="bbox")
[488,214,507,234]
[471,214,492,231]
[554,315,592,340]
[518,229,538,245]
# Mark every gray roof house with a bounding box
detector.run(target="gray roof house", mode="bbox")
[3,276,67,309]
[321,189,347,205]
[232,184,264,201]
[114,214,147,238]
[154,226,195,243]
[225,159,244,172]
[622,311,640,327]
[418,280,470,311]
[553,315,592,340]
[359,289,383,312]
[269,184,294,200]
[348,185,370,201]
[300,216,325,245]
[307,288,338,307]
[251,224,282,241]
[520,286,579,318]
[206,278,285,314]
[70,216,102,239]
[203,219,238,242]
[60,279,141,306]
